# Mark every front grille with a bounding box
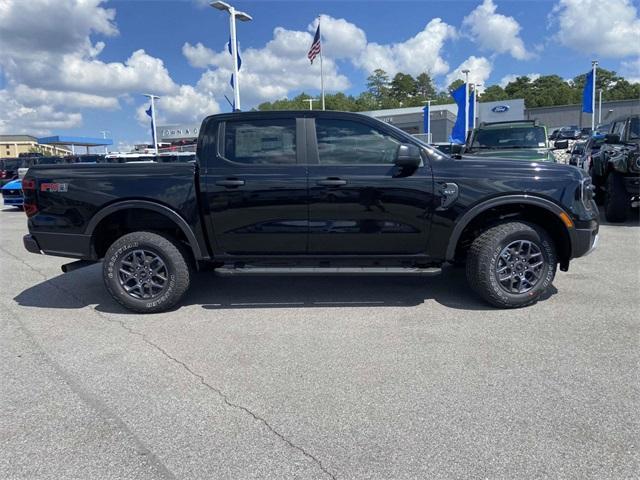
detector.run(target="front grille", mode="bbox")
[3,190,19,196]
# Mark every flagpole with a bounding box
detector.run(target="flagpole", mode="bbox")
[591,60,597,131]
[319,16,325,111]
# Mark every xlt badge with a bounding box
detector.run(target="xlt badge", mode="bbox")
[40,183,68,192]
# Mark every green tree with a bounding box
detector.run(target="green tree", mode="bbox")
[366,68,390,101]
[390,73,417,102]
[447,79,464,92]
[479,85,508,102]
[415,72,436,100]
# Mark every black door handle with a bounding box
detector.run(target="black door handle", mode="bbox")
[216,179,245,187]
[317,178,347,186]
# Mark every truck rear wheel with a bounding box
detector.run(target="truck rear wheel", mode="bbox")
[604,172,629,223]
[103,231,191,313]
[466,222,557,308]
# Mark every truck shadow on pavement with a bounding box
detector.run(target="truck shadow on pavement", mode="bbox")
[14,265,558,314]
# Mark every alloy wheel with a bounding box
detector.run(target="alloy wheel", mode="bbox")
[495,240,545,294]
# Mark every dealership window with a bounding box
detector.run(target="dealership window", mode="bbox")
[315,118,400,165]
[223,119,296,165]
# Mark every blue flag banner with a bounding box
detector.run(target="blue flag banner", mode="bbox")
[449,83,467,144]
[423,103,429,137]
[145,104,156,145]
[582,69,594,113]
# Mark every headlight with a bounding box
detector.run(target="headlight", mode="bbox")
[580,177,595,209]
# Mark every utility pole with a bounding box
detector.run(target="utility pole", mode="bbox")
[462,69,470,142]
[304,98,318,110]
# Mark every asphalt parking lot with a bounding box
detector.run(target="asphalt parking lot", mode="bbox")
[1,206,638,479]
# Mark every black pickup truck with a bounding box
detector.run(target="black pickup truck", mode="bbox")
[22,111,599,313]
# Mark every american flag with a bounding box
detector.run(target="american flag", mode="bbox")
[307,24,321,64]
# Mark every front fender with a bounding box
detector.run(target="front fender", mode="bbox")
[445,194,573,262]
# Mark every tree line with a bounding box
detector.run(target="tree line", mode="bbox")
[257,67,640,112]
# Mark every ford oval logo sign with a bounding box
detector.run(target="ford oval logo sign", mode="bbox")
[492,105,510,113]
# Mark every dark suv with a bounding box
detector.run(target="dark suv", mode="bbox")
[590,115,640,222]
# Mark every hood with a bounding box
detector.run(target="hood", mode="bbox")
[2,179,22,190]
[464,148,557,163]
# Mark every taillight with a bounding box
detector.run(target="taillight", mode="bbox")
[22,178,36,190]
[24,203,38,217]
[0,171,6,179]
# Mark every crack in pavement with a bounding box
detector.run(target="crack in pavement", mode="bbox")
[1,245,338,479]
[0,302,178,480]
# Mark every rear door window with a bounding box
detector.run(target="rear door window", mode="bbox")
[223,118,296,165]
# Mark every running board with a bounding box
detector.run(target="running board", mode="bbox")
[215,266,442,276]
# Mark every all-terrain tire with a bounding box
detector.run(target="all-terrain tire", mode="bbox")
[466,222,557,309]
[103,231,191,313]
[604,172,629,223]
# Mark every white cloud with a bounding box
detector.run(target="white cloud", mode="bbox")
[136,85,221,126]
[445,56,492,91]
[182,42,219,69]
[308,15,368,60]
[0,0,117,56]
[550,0,640,58]
[182,19,352,108]
[463,0,531,60]
[356,18,457,76]
[13,85,120,110]
[620,57,640,83]
[0,91,82,136]
[182,14,457,108]
[499,73,541,88]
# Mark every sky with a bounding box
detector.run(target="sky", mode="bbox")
[0,0,639,151]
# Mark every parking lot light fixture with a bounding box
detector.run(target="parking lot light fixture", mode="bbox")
[211,1,252,111]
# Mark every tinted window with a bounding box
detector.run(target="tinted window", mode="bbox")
[472,126,546,149]
[224,119,296,165]
[629,117,639,139]
[612,121,625,136]
[315,119,400,165]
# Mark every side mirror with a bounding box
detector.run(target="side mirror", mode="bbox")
[605,133,620,144]
[395,144,421,168]
[554,139,569,150]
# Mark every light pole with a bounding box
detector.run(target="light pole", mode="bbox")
[598,88,602,125]
[143,94,160,155]
[422,100,431,143]
[99,130,111,154]
[591,60,597,131]
[211,1,252,111]
[473,83,481,129]
[304,98,318,110]
[462,69,470,142]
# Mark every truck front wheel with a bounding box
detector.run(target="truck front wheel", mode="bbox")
[466,222,557,308]
[604,172,629,223]
[103,231,191,313]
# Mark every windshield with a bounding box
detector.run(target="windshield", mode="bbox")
[470,126,547,149]
[1,159,21,170]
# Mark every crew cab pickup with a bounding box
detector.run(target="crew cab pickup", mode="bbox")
[22,111,599,313]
